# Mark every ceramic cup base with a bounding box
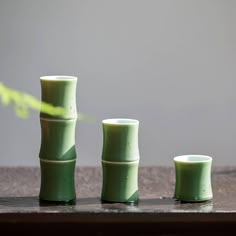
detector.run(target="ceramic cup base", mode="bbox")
[39,198,76,206]
[101,199,139,205]
[101,161,139,203]
[174,197,213,203]
[39,159,76,202]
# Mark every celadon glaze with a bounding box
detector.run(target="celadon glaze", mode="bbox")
[174,155,213,202]
[39,118,77,161]
[101,161,139,203]
[40,76,77,119]
[39,76,78,203]
[39,159,76,202]
[102,119,139,162]
[101,118,140,203]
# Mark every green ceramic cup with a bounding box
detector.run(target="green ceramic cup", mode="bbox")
[39,75,78,203]
[39,118,77,161]
[174,155,213,202]
[101,118,140,203]
[101,160,139,203]
[39,159,76,202]
[40,76,78,119]
[102,119,140,162]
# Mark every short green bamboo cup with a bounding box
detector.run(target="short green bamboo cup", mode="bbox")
[39,159,76,202]
[39,118,77,161]
[101,160,139,203]
[40,76,78,119]
[174,155,213,202]
[102,119,140,162]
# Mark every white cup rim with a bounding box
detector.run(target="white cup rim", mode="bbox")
[174,155,212,163]
[40,75,78,81]
[102,118,139,125]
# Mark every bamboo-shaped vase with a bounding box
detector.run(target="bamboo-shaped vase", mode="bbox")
[39,76,78,203]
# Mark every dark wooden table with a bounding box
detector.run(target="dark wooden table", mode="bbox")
[0,166,235,235]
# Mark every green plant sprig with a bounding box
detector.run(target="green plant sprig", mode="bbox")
[0,82,91,121]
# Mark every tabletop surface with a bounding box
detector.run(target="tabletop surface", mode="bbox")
[0,166,235,235]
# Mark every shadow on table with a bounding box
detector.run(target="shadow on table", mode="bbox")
[0,196,214,213]
[139,197,176,206]
[0,196,102,208]
[214,169,236,176]
[0,196,39,208]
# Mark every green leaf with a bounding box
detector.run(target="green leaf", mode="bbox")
[0,82,93,121]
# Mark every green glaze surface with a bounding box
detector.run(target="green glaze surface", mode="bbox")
[39,75,78,202]
[40,76,78,119]
[39,159,76,202]
[174,155,213,202]
[102,119,139,162]
[39,118,77,161]
[101,161,139,203]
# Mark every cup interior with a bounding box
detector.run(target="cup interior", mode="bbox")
[102,118,139,125]
[40,76,77,81]
[174,155,212,163]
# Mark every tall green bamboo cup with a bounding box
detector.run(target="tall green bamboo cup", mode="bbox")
[174,155,213,202]
[101,118,140,203]
[39,76,78,203]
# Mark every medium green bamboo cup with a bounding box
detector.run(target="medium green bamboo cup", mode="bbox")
[101,118,140,203]
[102,119,139,162]
[174,155,213,202]
[101,161,139,203]
[40,76,78,119]
[39,118,77,161]
[39,159,76,202]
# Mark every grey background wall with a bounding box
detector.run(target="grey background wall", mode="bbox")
[0,0,235,166]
